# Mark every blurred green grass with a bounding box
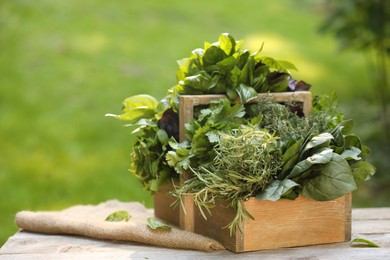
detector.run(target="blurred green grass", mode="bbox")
[1,0,388,246]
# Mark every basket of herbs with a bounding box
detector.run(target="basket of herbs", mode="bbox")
[106,33,376,251]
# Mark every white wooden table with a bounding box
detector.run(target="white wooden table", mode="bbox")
[1,208,389,259]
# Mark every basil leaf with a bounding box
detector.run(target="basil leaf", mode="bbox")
[147,217,172,231]
[256,179,299,201]
[157,129,169,145]
[105,210,131,222]
[302,153,357,201]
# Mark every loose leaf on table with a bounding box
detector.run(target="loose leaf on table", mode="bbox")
[147,217,172,231]
[256,179,299,201]
[302,153,357,201]
[105,210,131,222]
[350,238,380,248]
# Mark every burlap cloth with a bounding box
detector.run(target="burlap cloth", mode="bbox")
[15,200,224,251]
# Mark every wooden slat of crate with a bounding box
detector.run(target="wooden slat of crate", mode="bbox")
[177,91,312,232]
[154,182,180,227]
[194,193,352,252]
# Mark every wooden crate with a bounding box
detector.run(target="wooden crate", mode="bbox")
[194,194,352,252]
[154,91,351,252]
[177,92,312,232]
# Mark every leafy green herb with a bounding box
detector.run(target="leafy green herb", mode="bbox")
[105,94,158,123]
[105,210,131,222]
[350,238,380,248]
[301,153,357,201]
[147,217,172,231]
[169,33,302,110]
[351,161,376,183]
[106,34,313,194]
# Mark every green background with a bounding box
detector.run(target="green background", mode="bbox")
[1,0,388,246]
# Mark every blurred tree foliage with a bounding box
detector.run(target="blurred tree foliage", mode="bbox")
[320,0,389,140]
[319,0,390,207]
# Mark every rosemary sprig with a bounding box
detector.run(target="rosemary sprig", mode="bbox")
[174,126,282,235]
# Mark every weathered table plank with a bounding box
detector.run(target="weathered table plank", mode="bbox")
[1,208,389,259]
